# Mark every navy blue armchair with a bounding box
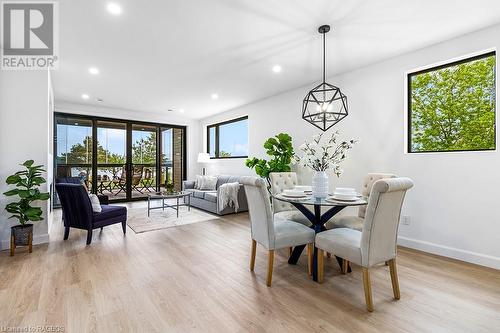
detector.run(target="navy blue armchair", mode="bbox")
[55,183,127,245]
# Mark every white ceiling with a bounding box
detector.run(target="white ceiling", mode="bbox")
[53,0,500,119]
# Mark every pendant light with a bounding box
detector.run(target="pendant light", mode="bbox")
[302,25,348,131]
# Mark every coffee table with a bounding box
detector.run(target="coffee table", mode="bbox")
[147,191,192,218]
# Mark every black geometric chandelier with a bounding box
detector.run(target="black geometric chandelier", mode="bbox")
[302,25,348,131]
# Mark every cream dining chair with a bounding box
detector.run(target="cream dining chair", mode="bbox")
[325,173,397,231]
[241,176,315,287]
[315,177,414,311]
[269,172,312,226]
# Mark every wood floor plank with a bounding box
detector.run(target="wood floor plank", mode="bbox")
[0,202,499,332]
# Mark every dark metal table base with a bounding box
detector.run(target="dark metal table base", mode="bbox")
[287,202,351,281]
[148,195,191,218]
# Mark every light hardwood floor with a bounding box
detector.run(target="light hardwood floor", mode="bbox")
[0,202,499,332]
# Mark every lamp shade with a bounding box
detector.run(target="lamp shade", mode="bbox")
[197,153,211,163]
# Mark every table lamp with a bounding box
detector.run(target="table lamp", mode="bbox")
[197,153,211,175]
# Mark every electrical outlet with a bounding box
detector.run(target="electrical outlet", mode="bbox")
[401,216,411,226]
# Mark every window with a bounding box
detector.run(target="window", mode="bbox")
[408,51,496,153]
[207,116,248,158]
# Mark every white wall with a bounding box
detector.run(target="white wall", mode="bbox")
[0,70,52,249]
[54,101,202,180]
[199,24,500,269]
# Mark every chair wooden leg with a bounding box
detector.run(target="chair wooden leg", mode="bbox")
[317,249,324,283]
[362,268,374,312]
[121,221,127,234]
[266,250,274,287]
[63,227,70,240]
[342,259,349,274]
[326,252,331,258]
[86,229,93,245]
[307,243,313,276]
[28,233,32,253]
[10,235,15,256]
[250,239,257,272]
[388,259,401,300]
[288,247,293,257]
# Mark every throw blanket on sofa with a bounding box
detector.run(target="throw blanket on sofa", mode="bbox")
[218,182,240,212]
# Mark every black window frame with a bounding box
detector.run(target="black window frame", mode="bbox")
[407,51,496,154]
[207,116,249,159]
[54,112,187,203]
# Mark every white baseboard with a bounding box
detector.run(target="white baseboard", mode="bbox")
[0,233,49,251]
[398,236,500,270]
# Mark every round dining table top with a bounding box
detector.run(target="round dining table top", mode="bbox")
[273,193,367,207]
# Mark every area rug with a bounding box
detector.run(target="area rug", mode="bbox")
[126,204,220,234]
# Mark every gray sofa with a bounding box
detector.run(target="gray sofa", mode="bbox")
[182,175,248,215]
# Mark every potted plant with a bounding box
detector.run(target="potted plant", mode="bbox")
[295,131,357,199]
[245,133,294,186]
[3,160,50,256]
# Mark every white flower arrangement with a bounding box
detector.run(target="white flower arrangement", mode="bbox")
[294,131,357,176]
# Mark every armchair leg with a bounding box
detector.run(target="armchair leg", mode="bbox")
[327,252,331,258]
[317,249,324,283]
[266,250,274,287]
[288,247,292,257]
[307,243,313,276]
[362,268,374,312]
[63,227,70,240]
[250,239,256,271]
[342,259,349,274]
[86,229,93,245]
[121,221,127,234]
[388,259,401,300]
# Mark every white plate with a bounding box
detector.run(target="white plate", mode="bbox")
[282,193,307,198]
[328,195,359,202]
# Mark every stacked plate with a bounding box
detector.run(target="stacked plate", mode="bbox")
[294,185,312,193]
[282,189,307,198]
[330,187,359,201]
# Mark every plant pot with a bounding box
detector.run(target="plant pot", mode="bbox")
[312,171,329,199]
[10,224,33,256]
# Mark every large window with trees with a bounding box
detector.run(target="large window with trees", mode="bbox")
[408,51,496,153]
[207,116,248,158]
[54,113,186,202]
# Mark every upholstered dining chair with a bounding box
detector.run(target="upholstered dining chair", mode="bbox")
[315,177,414,311]
[269,172,312,227]
[325,173,397,231]
[241,176,315,287]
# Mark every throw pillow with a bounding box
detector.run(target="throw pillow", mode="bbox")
[195,175,204,189]
[200,175,218,191]
[88,194,102,213]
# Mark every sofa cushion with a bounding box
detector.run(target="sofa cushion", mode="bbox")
[93,205,127,223]
[192,190,206,198]
[204,192,218,203]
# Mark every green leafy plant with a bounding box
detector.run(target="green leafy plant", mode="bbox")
[245,133,294,182]
[3,160,50,225]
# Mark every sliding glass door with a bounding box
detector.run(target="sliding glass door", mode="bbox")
[54,116,93,205]
[96,121,127,201]
[131,124,157,199]
[54,113,186,203]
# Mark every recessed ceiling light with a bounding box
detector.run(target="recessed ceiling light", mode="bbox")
[96,98,104,103]
[179,108,185,113]
[81,94,90,100]
[211,93,219,100]
[272,65,282,73]
[89,67,99,75]
[107,2,122,15]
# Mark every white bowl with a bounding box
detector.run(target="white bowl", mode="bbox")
[294,185,312,192]
[331,193,358,201]
[335,187,356,194]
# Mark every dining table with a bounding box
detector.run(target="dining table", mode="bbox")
[273,193,367,282]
